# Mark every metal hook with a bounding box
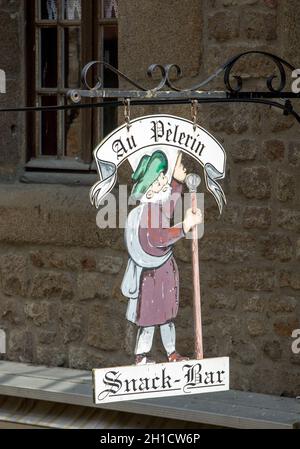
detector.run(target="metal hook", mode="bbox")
[123,98,131,131]
[191,99,198,131]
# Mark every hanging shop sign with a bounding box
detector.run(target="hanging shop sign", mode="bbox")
[91,112,229,404]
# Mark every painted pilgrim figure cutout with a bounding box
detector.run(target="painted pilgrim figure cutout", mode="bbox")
[91,115,229,404]
[121,151,202,365]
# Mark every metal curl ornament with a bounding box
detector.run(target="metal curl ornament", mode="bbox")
[81,60,147,92]
[222,50,294,93]
[146,64,182,91]
[146,64,169,92]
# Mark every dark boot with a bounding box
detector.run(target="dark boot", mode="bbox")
[135,353,156,365]
[168,351,189,362]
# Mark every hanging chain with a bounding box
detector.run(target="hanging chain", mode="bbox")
[191,99,198,131]
[123,98,131,131]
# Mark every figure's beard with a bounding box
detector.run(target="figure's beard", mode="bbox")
[140,184,172,204]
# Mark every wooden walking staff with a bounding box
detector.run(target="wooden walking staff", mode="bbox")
[186,173,203,360]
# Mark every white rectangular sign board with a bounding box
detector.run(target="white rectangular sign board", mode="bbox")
[93,357,229,404]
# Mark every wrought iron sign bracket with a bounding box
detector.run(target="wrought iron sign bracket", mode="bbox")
[66,51,300,124]
[0,51,300,124]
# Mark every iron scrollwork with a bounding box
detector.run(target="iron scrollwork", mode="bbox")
[222,50,295,93]
[68,50,299,100]
[66,51,300,123]
[1,51,300,124]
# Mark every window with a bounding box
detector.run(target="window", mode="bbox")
[26,0,118,170]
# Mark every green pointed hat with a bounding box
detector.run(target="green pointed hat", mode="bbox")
[131,150,168,200]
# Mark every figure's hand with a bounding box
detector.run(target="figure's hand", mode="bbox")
[173,153,187,183]
[183,208,203,234]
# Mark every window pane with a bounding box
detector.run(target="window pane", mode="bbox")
[103,100,118,138]
[103,25,118,86]
[64,27,81,88]
[64,0,82,20]
[40,0,58,20]
[65,102,82,158]
[41,28,57,87]
[102,26,118,137]
[103,0,118,18]
[41,96,58,156]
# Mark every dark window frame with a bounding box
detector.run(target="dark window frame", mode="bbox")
[25,0,118,171]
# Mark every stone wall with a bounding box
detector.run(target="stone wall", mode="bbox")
[0,0,299,397]
[0,0,25,180]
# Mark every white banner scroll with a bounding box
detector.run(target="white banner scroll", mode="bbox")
[90,114,227,213]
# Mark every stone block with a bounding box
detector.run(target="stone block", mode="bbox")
[262,140,285,161]
[24,301,53,327]
[238,167,271,199]
[268,296,298,314]
[7,329,34,363]
[208,11,239,41]
[263,340,282,361]
[30,250,81,271]
[247,318,266,336]
[77,272,111,300]
[87,303,126,351]
[209,293,237,310]
[279,271,300,290]
[278,209,300,232]
[58,304,84,344]
[260,234,293,261]
[200,231,256,263]
[36,346,66,367]
[0,9,21,76]
[233,268,276,291]
[243,295,265,312]
[288,142,300,166]
[241,12,277,40]
[29,271,74,300]
[242,207,271,229]
[231,139,258,162]
[68,346,105,370]
[96,254,124,274]
[0,254,28,297]
[276,171,296,202]
[273,319,299,337]
[118,0,202,82]
[230,339,257,365]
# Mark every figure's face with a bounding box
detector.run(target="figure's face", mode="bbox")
[146,172,169,199]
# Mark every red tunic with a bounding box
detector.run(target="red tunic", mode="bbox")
[136,180,184,327]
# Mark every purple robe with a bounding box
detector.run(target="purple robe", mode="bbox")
[136,180,184,327]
